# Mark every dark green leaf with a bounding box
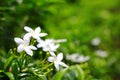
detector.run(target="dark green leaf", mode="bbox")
[4,56,14,71]
[12,61,19,80]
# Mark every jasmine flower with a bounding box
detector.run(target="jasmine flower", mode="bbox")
[14,35,37,56]
[24,26,47,42]
[37,39,60,53]
[48,52,68,71]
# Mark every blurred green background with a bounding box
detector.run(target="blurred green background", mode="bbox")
[0,0,120,80]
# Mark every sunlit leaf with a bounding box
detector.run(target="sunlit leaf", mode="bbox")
[4,72,14,80]
[52,68,68,80]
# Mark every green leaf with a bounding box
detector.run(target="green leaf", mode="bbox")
[52,68,68,80]
[21,76,42,80]
[53,65,84,80]
[0,70,3,73]
[4,72,15,80]
[70,65,84,80]
[4,56,14,71]
[12,61,19,80]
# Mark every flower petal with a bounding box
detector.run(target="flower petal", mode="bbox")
[57,53,63,61]
[35,27,41,33]
[14,37,24,44]
[49,51,56,57]
[39,33,47,37]
[24,26,33,33]
[54,44,60,50]
[50,44,59,52]
[59,62,68,68]
[29,46,37,50]
[54,62,59,71]
[48,56,55,62]
[17,44,24,52]
[24,47,33,56]
[24,33,32,39]
[37,43,43,48]
[55,39,67,43]
[23,35,30,44]
[43,47,49,52]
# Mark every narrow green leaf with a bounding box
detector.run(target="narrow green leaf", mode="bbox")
[25,76,43,80]
[4,56,14,71]
[12,61,19,80]
[8,49,14,57]
[4,72,14,80]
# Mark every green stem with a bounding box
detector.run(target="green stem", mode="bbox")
[42,63,53,71]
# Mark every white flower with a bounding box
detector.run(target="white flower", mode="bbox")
[91,37,101,46]
[14,35,37,56]
[48,52,68,71]
[95,50,108,58]
[66,53,90,63]
[37,39,60,53]
[24,26,47,41]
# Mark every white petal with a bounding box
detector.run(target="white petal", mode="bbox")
[17,44,24,52]
[23,35,30,44]
[24,33,32,39]
[24,47,33,56]
[48,57,55,62]
[39,33,47,37]
[55,39,67,43]
[57,53,63,61]
[37,39,44,43]
[14,37,24,44]
[29,46,37,50]
[50,44,59,52]
[36,38,42,43]
[37,43,43,48]
[33,36,40,41]
[49,52,56,57]
[24,26,33,33]
[54,44,60,49]
[59,62,68,68]
[43,47,49,52]
[35,27,41,33]
[54,62,59,71]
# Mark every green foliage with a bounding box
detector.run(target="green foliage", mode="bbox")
[0,0,120,80]
[53,65,84,80]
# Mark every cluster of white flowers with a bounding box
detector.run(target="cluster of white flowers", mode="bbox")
[66,53,90,63]
[14,26,68,70]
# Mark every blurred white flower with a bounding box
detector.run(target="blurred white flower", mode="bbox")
[95,50,108,58]
[66,53,90,63]
[37,39,60,53]
[91,37,101,46]
[14,35,37,56]
[17,0,23,4]
[24,26,47,42]
[48,52,68,71]
[55,39,67,43]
